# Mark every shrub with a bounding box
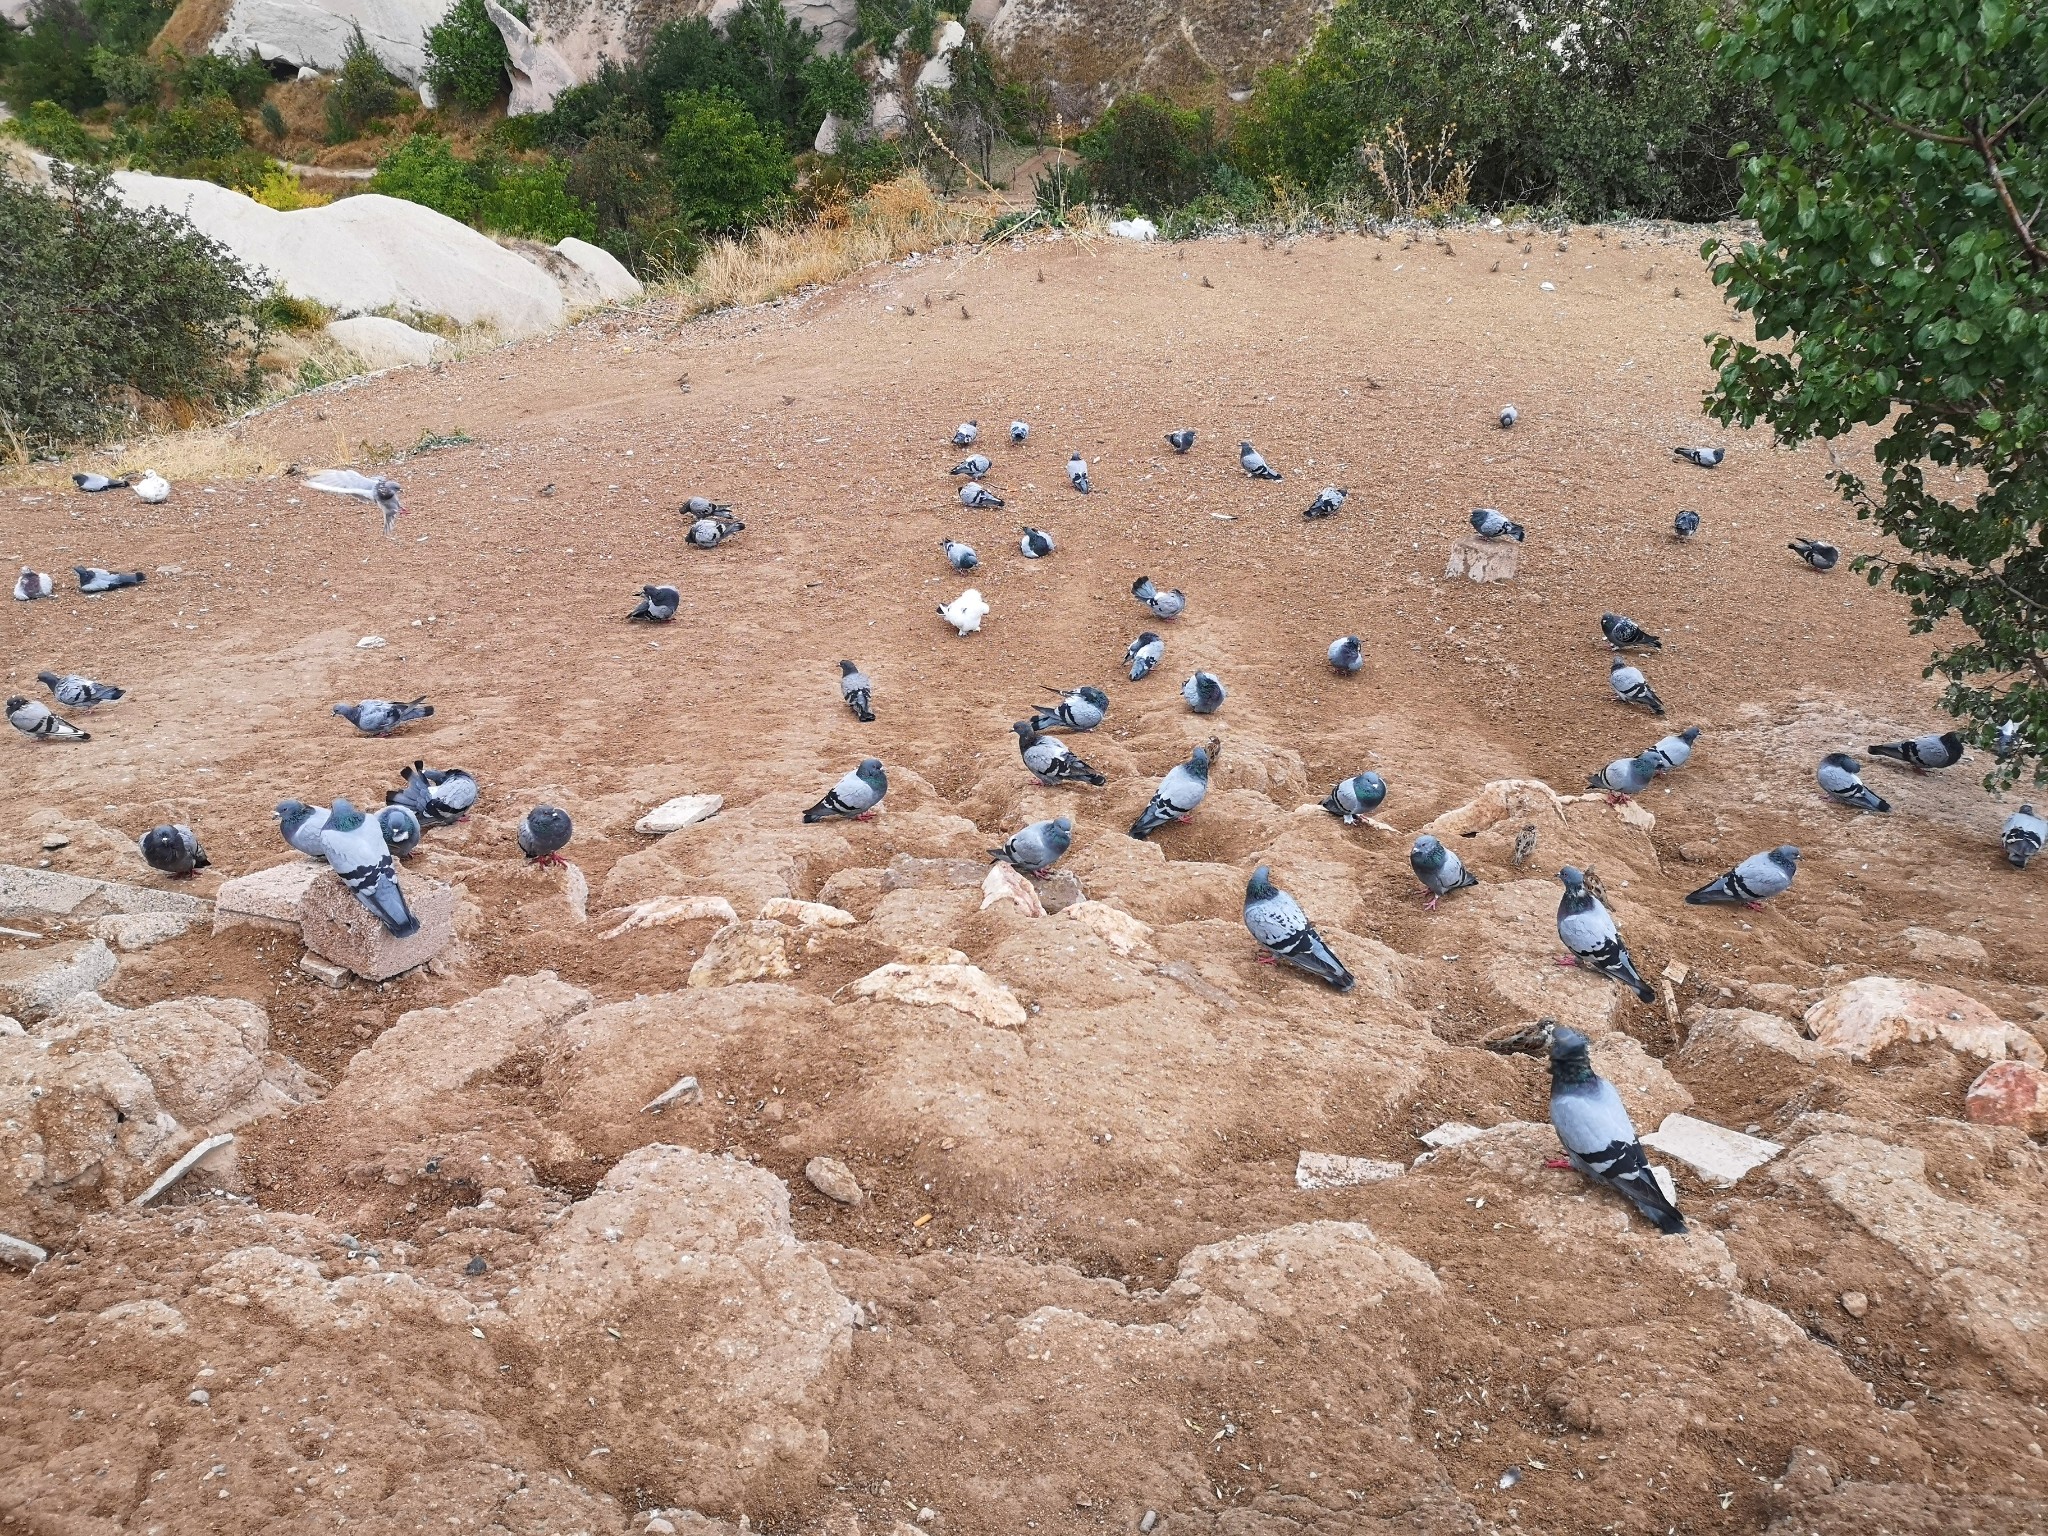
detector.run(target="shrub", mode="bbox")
[87,43,159,106]
[174,46,271,108]
[371,131,596,240]
[1076,94,1216,213]
[250,163,332,209]
[12,97,100,160]
[370,130,480,222]
[82,0,173,54]
[719,0,823,144]
[259,99,285,138]
[255,287,329,330]
[919,30,1003,180]
[133,93,268,188]
[3,0,101,111]
[325,27,399,141]
[0,162,264,455]
[1032,157,1086,220]
[660,87,792,234]
[563,108,686,269]
[424,0,510,113]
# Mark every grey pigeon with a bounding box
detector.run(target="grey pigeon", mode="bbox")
[275,799,331,857]
[335,697,434,735]
[1994,719,2023,760]
[804,758,888,821]
[1499,405,1519,428]
[960,481,1005,509]
[307,469,407,534]
[687,513,744,547]
[941,538,979,571]
[1869,730,1963,770]
[1009,421,1029,443]
[1321,771,1386,824]
[1556,865,1654,1003]
[387,761,476,826]
[839,660,874,723]
[950,453,992,478]
[1303,487,1347,519]
[1600,613,1660,650]
[1548,1026,1687,1234]
[1181,671,1225,714]
[1013,721,1105,786]
[1587,750,1663,801]
[1410,834,1478,908]
[990,816,1073,876]
[1788,538,1838,571]
[1132,577,1185,619]
[320,797,417,936]
[377,803,422,859]
[1609,658,1664,716]
[2002,805,2045,869]
[1029,685,1107,733]
[1470,507,1525,541]
[141,824,207,877]
[518,805,573,865]
[1125,632,1164,681]
[628,584,680,622]
[1239,441,1282,480]
[1650,726,1700,773]
[1817,753,1889,813]
[6,696,88,741]
[1018,526,1055,558]
[1066,453,1092,494]
[1673,509,1700,539]
[1165,428,1195,453]
[13,568,55,601]
[952,421,979,447]
[1686,845,1800,908]
[75,566,145,594]
[1673,446,1725,468]
[74,473,132,492]
[1243,864,1353,991]
[1329,636,1364,674]
[38,671,123,709]
[683,495,734,516]
[1130,740,1213,838]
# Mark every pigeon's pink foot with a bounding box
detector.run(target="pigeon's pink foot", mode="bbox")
[1555,954,1580,968]
[1031,867,1052,879]
[534,853,567,868]
[1255,953,1277,966]
[1745,900,1765,911]
[1606,793,1629,807]
[1544,1157,1574,1170]
[1423,894,1441,911]
[854,810,876,822]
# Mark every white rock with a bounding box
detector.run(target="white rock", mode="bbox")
[355,634,388,648]
[914,19,967,94]
[486,0,580,116]
[1419,1121,1487,1149]
[815,113,842,155]
[325,314,447,369]
[212,0,445,83]
[1640,1114,1782,1187]
[1295,1152,1404,1190]
[758,898,856,928]
[1107,217,1159,241]
[552,237,641,303]
[635,794,724,834]
[92,912,196,952]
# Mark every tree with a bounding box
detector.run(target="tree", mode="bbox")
[424,0,511,113]
[660,88,792,234]
[1703,0,2048,786]
[1077,95,1217,214]
[325,26,400,141]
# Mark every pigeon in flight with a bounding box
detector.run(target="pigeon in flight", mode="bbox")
[1470,507,1525,541]
[839,660,875,723]
[1066,453,1092,494]
[38,671,123,709]
[1239,442,1282,480]
[276,800,331,857]
[387,761,476,826]
[1303,487,1347,519]
[1132,577,1186,619]
[319,797,418,936]
[1009,421,1029,443]
[952,421,979,447]
[1600,613,1660,650]
[73,473,131,492]
[1165,429,1196,454]
[1869,730,1964,770]
[1685,845,1800,908]
[1018,526,1055,559]
[377,804,423,859]
[306,469,405,533]
[1673,509,1701,539]
[1609,658,1664,716]
[1013,721,1106,786]
[683,495,734,516]
[1587,750,1664,801]
[14,568,55,601]
[1321,771,1386,824]
[1181,671,1225,714]
[1817,752,1890,813]
[627,584,680,622]
[941,538,979,571]
[1130,739,1214,838]
[1673,446,1725,468]
[75,566,146,594]
[960,481,1005,509]
[938,589,988,635]
[141,824,208,877]
[990,816,1073,876]
[950,453,992,478]
[6,696,89,741]
[1499,405,1519,428]
[2002,805,2045,869]
[1556,866,1654,1003]
[1547,1026,1687,1235]
[1243,864,1353,991]
[804,758,887,822]
[335,698,434,736]
[133,470,170,504]
[1329,636,1364,674]
[1125,632,1164,681]
[1029,685,1108,733]
[1410,834,1478,908]
[1994,719,2023,760]
[687,512,744,547]
[1788,538,1839,571]
[1650,726,1700,773]
[518,805,574,866]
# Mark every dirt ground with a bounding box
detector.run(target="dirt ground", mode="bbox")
[3,223,2047,1536]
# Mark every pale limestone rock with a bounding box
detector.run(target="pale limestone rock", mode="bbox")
[92,911,195,950]
[300,869,457,982]
[212,859,327,933]
[1422,779,1569,840]
[0,938,116,1021]
[1640,1114,1782,1187]
[485,0,580,115]
[325,314,447,368]
[1295,1152,1404,1190]
[635,793,725,834]
[1060,899,1151,956]
[605,895,739,937]
[0,862,210,923]
[759,898,856,928]
[1445,534,1519,582]
[804,1155,863,1205]
[850,962,1027,1028]
[687,921,794,987]
[980,863,1045,917]
[1901,926,1989,964]
[211,0,445,82]
[553,236,642,302]
[1804,976,2043,1065]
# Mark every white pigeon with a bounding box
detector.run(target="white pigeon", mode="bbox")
[952,421,979,447]
[132,470,170,504]
[306,468,406,534]
[938,588,988,635]
[13,567,55,601]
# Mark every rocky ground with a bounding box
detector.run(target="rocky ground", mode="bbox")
[3,223,2046,1536]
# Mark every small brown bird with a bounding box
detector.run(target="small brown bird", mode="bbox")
[1512,824,1538,868]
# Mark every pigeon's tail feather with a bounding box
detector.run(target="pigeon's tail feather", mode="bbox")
[1684,874,1740,905]
[345,867,418,937]
[1867,741,1909,763]
[1319,791,1347,818]
[1283,933,1355,992]
[1128,798,1174,839]
[1627,1180,1689,1235]
[1641,684,1666,717]
[1847,784,1891,813]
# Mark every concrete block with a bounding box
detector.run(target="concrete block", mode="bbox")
[1445,535,1519,582]
[212,860,328,934]
[1640,1113,1782,1187]
[299,870,456,982]
[300,952,350,987]
[0,863,210,923]
[1295,1152,1405,1190]
[94,912,196,951]
[0,938,116,1021]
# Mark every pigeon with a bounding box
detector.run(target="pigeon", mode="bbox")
[377,803,422,859]
[839,660,875,723]
[683,495,734,516]
[14,568,55,601]
[950,453,992,478]
[1028,685,1108,733]
[1321,771,1387,824]
[1130,740,1213,838]
[1239,441,1282,480]
[334,698,434,735]
[1650,727,1700,773]
[319,797,418,936]
[1125,632,1164,681]
[6,696,89,741]
[73,473,132,492]
[387,761,477,826]
[1013,721,1106,786]
[1685,845,1800,908]
[74,566,146,594]
[2002,805,2046,869]
[627,584,680,622]
[1499,405,1519,428]
[687,513,744,548]
[1410,834,1478,908]
[803,758,887,821]
[1165,429,1196,454]
[275,800,331,857]
[1470,507,1525,541]
[1303,487,1347,519]
[1817,752,1890,813]
[1243,864,1353,991]
[1869,731,1964,770]
[1673,446,1725,468]
[1555,865,1655,1003]
[1131,577,1185,619]
[133,470,170,504]
[952,421,979,447]
[1329,636,1364,674]
[1609,658,1665,716]
[941,538,979,571]
[960,481,1005,509]
[938,589,988,635]
[518,805,573,866]
[1066,453,1092,494]
[306,468,404,533]
[37,671,123,709]
[1600,613,1661,650]
[140,824,207,877]
[1009,421,1029,443]
[1995,719,2024,759]
[1587,750,1664,801]
[990,816,1073,875]
[1018,526,1055,559]
[1673,509,1701,539]
[1181,671,1225,714]
[1788,538,1839,571]
[1547,1026,1687,1235]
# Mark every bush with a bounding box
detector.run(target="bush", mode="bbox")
[371,131,596,240]
[133,93,269,188]
[87,43,159,106]
[3,0,101,111]
[82,0,173,54]
[255,287,329,331]
[325,26,399,141]
[660,87,792,235]
[259,99,286,138]
[563,109,686,269]
[424,0,510,113]
[12,98,100,160]
[1076,94,1216,214]
[0,162,264,455]
[249,163,331,209]
[173,46,271,108]
[370,130,480,221]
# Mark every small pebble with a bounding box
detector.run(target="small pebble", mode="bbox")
[465,1255,487,1276]
[188,1389,209,1405]
[1140,1512,1158,1533]
[1840,1290,1869,1319]
[40,834,69,851]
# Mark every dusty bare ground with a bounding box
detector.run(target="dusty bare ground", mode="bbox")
[3,224,2046,1536]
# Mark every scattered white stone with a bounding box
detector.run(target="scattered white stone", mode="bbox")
[1640,1114,1782,1187]
[300,952,350,987]
[1295,1152,1405,1190]
[641,1074,702,1114]
[634,794,723,835]
[133,1134,235,1207]
[93,911,195,951]
[0,1231,47,1268]
[356,634,387,648]
[804,1155,864,1205]
[603,894,737,937]
[1107,217,1159,241]
[1420,1121,1487,1149]
[758,898,856,928]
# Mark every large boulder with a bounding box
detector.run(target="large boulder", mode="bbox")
[325,314,448,369]
[485,0,580,115]
[210,0,448,82]
[1803,976,2043,1066]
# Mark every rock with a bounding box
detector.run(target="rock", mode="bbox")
[688,921,795,987]
[635,794,724,834]
[1639,1114,1782,1187]
[913,19,967,93]
[814,112,842,154]
[41,992,310,1132]
[1840,1291,1869,1319]
[1106,217,1159,241]
[91,911,194,951]
[1445,534,1520,582]
[0,938,116,1021]
[325,314,447,368]
[486,0,580,113]
[1295,1152,1404,1190]
[605,894,740,937]
[1419,1121,1487,1150]
[39,834,69,851]
[1059,899,1151,956]
[850,962,1028,1028]
[211,859,327,933]
[1585,1031,1692,1126]
[1964,1061,2048,1133]
[0,1028,175,1229]
[1421,779,1568,841]
[758,898,855,928]
[1901,926,1988,964]
[1782,1132,2027,1278]
[299,869,457,982]
[880,854,988,891]
[211,0,446,82]
[553,236,642,302]
[0,1231,48,1267]
[1803,976,2043,1066]
[804,1155,863,1205]
[1036,869,1085,913]
[980,864,1045,917]
[300,952,350,987]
